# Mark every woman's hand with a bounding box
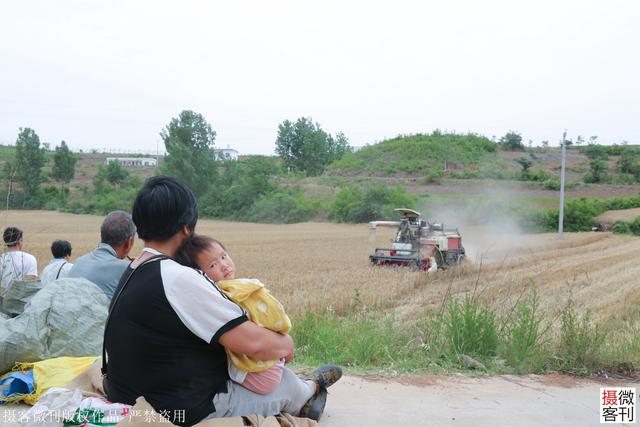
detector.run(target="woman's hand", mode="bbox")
[284,348,294,363]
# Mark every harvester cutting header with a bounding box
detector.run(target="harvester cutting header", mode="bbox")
[369,208,465,272]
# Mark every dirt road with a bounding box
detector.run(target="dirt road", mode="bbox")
[321,374,637,427]
[2,374,637,427]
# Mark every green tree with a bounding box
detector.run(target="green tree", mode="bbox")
[275,117,351,176]
[51,140,77,199]
[160,110,218,197]
[584,159,608,183]
[92,161,130,192]
[327,132,352,164]
[2,161,18,210]
[499,131,525,151]
[617,148,639,175]
[515,157,532,179]
[105,160,129,188]
[15,127,46,207]
[328,184,416,223]
[199,156,280,217]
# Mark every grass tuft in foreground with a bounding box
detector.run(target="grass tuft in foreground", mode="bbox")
[291,287,639,376]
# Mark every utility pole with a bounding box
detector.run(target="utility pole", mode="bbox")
[558,130,567,240]
[156,139,160,173]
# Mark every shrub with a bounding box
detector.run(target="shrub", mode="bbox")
[328,184,417,223]
[556,299,604,372]
[499,131,525,151]
[199,156,281,218]
[38,186,66,210]
[527,168,549,182]
[581,144,609,160]
[445,295,498,358]
[423,169,443,184]
[500,288,548,372]
[630,217,640,235]
[246,190,317,224]
[583,159,608,183]
[543,179,561,191]
[612,221,631,234]
[602,194,640,210]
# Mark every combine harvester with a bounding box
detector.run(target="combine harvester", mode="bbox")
[369,208,465,272]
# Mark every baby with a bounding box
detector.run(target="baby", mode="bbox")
[175,234,291,394]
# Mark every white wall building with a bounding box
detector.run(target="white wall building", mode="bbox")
[105,157,157,167]
[214,147,239,160]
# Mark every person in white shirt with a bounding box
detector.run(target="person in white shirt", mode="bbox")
[0,227,38,296]
[40,240,74,286]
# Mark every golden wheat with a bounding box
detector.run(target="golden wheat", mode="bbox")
[3,211,639,319]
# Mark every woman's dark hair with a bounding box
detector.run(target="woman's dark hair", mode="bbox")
[51,240,72,258]
[3,227,23,246]
[132,176,198,241]
[175,234,225,270]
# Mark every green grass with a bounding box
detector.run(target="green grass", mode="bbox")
[290,288,640,376]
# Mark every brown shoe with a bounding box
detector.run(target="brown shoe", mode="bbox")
[312,365,343,389]
[298,387,328,421]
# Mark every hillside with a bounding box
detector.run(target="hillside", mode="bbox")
[324,133,640,187]
[327,133,498,177]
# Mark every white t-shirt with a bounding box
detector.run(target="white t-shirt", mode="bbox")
[40,258,73,286]
[0,250,38,292]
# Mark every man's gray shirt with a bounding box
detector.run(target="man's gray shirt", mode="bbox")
[68,243,129,300]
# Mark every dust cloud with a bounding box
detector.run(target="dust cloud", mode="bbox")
[417,192,540,264]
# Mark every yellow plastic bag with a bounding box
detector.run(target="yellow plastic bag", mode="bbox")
[7,356,98,405]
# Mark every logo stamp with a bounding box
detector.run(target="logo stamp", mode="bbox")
[601,387,636,424]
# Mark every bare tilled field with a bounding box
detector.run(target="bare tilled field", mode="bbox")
[3,211,640,320]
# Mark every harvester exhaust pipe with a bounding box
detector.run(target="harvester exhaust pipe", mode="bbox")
[369,221,401,241]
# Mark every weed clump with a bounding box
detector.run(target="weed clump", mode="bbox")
[444,295,498,358]
[290,288,639,377]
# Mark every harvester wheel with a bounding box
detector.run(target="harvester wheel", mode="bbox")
[435,251,445,269]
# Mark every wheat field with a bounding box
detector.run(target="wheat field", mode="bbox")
[2,210,639,320]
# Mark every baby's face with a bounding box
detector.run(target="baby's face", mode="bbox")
[196,242,236,282]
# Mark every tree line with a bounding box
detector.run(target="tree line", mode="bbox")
[0,110,356,219]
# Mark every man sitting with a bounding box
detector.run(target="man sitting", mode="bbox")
[40,240,74,285]
[68,211,135,299]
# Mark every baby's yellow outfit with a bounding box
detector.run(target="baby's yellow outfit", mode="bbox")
[218,278,291,373]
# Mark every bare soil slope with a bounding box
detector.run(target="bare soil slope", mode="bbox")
[595,208,640,224]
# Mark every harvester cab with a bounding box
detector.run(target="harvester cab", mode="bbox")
[369,208,465,272]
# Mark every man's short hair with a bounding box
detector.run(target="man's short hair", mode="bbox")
[51,240,72,258]
[101,211,136,247]
[132,176,198,241]
[3,227,23,247]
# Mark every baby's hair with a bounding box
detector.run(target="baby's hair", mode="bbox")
[175,234,226,270]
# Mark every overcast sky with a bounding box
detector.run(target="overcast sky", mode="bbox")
[1,0,639,155]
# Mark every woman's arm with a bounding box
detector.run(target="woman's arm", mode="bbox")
[219,321,293,361]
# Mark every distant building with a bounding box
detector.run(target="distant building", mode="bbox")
[106,157,157,167]
[214,146,239,161]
